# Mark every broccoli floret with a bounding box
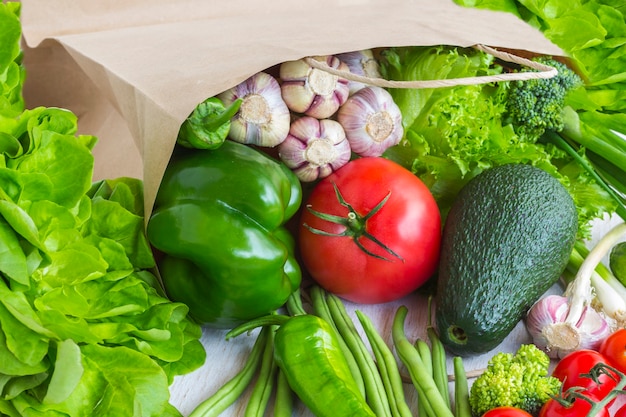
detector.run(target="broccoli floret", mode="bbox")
[469,344,562,417]
[505,57,582,142]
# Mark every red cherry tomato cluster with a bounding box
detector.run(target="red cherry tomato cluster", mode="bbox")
[480,329,626,417]
[540,349,616,417]
[537,329,626,417]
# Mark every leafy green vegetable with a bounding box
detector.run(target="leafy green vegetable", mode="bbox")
[380,45,613,235]
[0,1,23,115]
[0,4,206,416]
[453,0,626,225]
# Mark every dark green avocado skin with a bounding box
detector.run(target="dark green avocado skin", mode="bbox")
[435,164,578,356]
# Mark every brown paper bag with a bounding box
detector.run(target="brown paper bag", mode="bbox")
[19,0,563,217]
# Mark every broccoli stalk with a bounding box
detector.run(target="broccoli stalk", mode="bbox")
[468,344,562,416]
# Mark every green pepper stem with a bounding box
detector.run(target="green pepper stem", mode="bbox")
[226,314,289,340]
[202,98,242,131]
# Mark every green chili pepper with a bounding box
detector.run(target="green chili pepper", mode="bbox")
[177,97,242,149]
[274,314,377,417]
[147,140,302,328]
[227,314,376,417]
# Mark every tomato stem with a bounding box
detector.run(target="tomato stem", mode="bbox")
[303,182,404,262]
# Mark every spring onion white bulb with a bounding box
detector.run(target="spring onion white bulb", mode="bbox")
[277,116,351,182]
[336,49,382,95]
[218,72,291,147]
[279,56,350,119]
[337,86,403,157]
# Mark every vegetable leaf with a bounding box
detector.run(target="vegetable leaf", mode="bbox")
[0,4,206,416]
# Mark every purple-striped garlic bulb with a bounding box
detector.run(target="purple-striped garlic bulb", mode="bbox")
[337,86,403,157]
[278,116,351,182]
[336,49,382,95]
[218,72,290,147]
[279,56,350,119]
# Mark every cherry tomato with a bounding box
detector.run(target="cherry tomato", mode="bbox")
[552,349,618,402]
[482,406,533,417]
[599,328,626,374]
[539,397,609,417]
[298,157,441,304]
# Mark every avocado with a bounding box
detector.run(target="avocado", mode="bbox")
[434,163,578,356]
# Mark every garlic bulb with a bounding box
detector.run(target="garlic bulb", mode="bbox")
[277,116,351,182]
[336,49,382,95]
[526,294,612,359]
[279,56,350,119]
[218,72,291,147]
[337,86,403,157]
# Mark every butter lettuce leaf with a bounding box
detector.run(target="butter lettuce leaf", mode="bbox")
[0,3,205,416]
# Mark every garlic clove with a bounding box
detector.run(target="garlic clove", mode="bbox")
[277,116,351,182]
[218,72,291,147]
[337,86,403,157]
[336,49,382,95]
[279,56,350,119]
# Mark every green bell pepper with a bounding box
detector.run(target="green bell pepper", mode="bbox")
[147,140,302,328]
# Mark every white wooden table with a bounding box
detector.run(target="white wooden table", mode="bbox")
[170,214,626,416]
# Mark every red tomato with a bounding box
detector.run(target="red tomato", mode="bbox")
[552,349,618,402]
[298,157,441,304]
[539,397,609,417]
[599,328,626,374]
[482,406,533,417]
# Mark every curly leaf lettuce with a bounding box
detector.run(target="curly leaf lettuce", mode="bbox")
[452,0,626,222]
[380,46,614,234]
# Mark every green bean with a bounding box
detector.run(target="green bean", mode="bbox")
[327,293,393,417]
[392,306,454,417]
[414,339,433,417]
[286,288,307,316]
[355,310,413,417]
[244,326,278,417]
[310,286,366,398]
[189,327,269,417]
[453,357,472,417]
[273,369,293,417]
[428,326,451,409]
